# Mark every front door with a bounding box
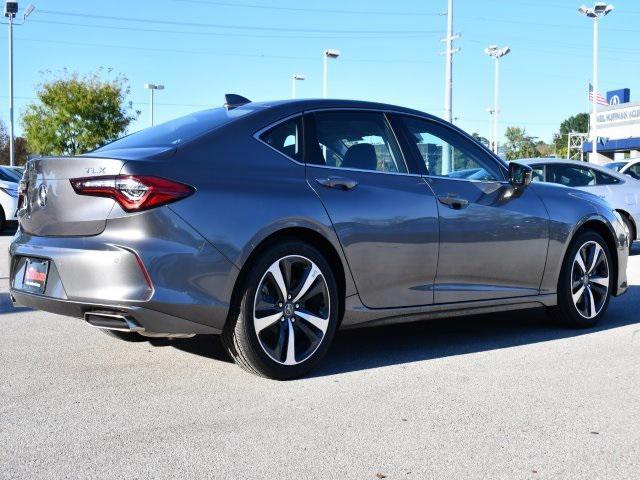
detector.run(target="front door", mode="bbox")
[304,110,439,308]
[395,115,549,303]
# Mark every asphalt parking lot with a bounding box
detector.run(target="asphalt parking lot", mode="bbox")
[1,231,639,480]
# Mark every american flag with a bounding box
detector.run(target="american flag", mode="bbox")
[588,83,609,106]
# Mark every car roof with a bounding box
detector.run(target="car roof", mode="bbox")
[238,98,436,119]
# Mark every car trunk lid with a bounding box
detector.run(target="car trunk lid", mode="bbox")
[19,156,126,237]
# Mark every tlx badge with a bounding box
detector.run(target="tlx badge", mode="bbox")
[85,167,106,175]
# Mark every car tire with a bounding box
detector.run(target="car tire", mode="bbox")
[547,230,613,328]
[222,240,339,380]
[0,206,5,232]
[99,329,146,342]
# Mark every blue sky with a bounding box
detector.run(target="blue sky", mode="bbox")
[1,0,639,143]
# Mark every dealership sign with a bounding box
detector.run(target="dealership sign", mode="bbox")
[596,104,640,126]
[607,88,630,106]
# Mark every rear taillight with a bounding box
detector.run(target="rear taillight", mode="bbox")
[70,175,194,212]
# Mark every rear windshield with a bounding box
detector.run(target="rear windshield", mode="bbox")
[94,106,257,152]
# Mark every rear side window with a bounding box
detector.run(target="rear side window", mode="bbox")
[259,116,303,162]
[595,170,621,185]
[547,164,596,187]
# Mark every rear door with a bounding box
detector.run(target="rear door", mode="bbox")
[395,115,549,303]
[303,110,439,308]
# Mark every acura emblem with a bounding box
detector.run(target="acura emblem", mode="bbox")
[37,184,48,207]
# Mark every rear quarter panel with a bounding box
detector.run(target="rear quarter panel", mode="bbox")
[534,182,626,294]
[120,118,357,298]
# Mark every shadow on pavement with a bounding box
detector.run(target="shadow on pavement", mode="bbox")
[164,286,640,377]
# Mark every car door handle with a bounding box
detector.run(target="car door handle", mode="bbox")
[437,194,469,210]
[315,176,358,191]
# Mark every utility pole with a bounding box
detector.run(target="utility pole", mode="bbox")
[440,0,459,173]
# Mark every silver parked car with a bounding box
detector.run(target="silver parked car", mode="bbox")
[518,158,640,245]
[10,97,629,379]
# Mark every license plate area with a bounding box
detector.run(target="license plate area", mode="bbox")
[21,257,49,294]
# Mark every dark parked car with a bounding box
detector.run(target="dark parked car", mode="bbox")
[10,97,629,379]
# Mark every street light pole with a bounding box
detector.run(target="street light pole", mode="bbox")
[579,3,614,162]
[144,83,164,127]
[484,45,511,155]
[291,74,305,99]
[578,2,613,162]
[322,49,340,98]
[2,2,35,166]
[8,12,14,166]
[592,15,599,159]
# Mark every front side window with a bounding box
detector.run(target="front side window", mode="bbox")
[400,116,501,181]
[259,116,303,162]
[307,111,407,173]
[547,164,596,187]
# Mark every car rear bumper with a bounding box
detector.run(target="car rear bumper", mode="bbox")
[9,207,239,334]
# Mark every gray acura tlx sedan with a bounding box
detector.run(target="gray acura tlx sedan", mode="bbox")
[10,96,629,379]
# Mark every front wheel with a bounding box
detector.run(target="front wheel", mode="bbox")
[547,231,613,328]
[222,241,339,380]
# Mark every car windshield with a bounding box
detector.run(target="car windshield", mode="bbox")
[94,106,258,152]
[605,162,627,172]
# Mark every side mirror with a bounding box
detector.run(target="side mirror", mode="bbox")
[509,162,533,187]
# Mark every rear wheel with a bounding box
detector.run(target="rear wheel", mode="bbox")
[547,231,613,328]
[222,241,339,380]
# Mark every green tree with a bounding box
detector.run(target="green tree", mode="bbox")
[503,126,539,160]
[22,69,139,156]
[0,119,30,165]
[471,132,490,149]
[553,112,589,158]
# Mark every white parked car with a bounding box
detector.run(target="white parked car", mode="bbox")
[517,158,640,244]
[605,159,640,180]
[0,166,19,230]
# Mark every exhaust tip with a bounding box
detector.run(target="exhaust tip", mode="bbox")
[84,311,144,333]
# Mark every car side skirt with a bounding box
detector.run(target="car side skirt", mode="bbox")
[340,293,557,330]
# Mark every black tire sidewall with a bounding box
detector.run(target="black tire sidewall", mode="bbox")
[235,241,339,380]
[557,231,613,328]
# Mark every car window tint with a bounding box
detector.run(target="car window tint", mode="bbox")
[95,106,258,152]
[400,116,501,181]
[259,116,303,162]
[308,111,407,173]
[531,165,545,182]
[594,170,621,185]
[626,163,640,180]
[548,164,596,187]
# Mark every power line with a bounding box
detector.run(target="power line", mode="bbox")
[37,9,439,35]
[174,0,441,16]
[28,19,440,40]
[9,36,443,65]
